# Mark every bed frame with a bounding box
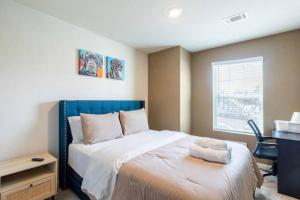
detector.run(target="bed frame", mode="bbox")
[59,100,145,199]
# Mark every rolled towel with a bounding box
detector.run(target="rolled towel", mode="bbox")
[189,144,232,164]
[195,137,228,150]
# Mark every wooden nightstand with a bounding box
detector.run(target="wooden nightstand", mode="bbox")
[0,152,57,200]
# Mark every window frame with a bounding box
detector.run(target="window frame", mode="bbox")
[212,56,264,135]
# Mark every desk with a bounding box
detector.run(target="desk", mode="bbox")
[272,130,300,199]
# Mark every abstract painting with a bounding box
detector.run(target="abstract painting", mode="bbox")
[106,56,125,80]
[79,49,103,78]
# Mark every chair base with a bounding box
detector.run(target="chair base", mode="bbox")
[262,162,277,177]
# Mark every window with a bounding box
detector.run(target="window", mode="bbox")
[212,57,263,134]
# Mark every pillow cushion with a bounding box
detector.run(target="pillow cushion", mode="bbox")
[68,116,84,143]
[80,113,123,144]
[120,108,149,135]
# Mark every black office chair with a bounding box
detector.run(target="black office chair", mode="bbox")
[247,119,278,177]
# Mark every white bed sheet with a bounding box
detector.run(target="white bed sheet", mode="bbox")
[68,130,186,178]
[69,139,113,177]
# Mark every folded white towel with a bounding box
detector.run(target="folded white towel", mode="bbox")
[195,137,228,150]
[189,144,232,164]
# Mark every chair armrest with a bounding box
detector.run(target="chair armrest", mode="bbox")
[262,136,277,141]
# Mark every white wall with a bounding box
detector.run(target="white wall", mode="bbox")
[0,0,148,161]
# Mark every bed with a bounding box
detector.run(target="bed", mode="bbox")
[59,100,263,200]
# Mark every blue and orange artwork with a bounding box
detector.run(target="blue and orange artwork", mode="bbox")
[79,49,103,78]
[106,56,125,80]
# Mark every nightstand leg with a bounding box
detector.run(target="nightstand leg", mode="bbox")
[51,196,55,200]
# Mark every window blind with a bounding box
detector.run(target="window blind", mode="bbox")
[212,57,264,134]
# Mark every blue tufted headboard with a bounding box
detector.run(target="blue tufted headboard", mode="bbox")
[59,100,145,189]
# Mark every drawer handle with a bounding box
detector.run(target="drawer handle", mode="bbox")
[30,184,33,187]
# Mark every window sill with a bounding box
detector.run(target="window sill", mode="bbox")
[213,128,256,136]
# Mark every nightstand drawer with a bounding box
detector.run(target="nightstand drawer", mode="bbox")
[29,175,55,200]
[1,185,29,200]
[0,175,55,200]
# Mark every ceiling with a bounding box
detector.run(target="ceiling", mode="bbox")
[16,0,300,53]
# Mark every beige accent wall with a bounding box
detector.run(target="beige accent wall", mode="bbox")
[191,30,300,151]
[149,47,181,131]
[180,48,192,133]
[148,47,191,132]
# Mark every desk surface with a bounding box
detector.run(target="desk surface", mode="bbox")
[272,130,300,141]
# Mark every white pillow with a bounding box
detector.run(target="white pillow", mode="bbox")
[80,113,123,144]
[68,116,84,143]
[120,108,149,135]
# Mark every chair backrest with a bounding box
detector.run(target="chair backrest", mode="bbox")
[247,119,263,142]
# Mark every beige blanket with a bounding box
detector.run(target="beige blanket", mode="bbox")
[112,137,263,200]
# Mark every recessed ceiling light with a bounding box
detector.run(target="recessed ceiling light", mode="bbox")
[168,7,183,18]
